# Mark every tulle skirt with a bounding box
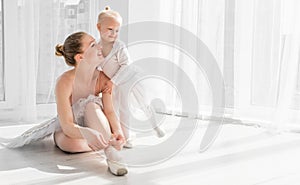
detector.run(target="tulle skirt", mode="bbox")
[0,94,102,148]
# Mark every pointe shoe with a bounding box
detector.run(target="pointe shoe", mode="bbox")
[123,138,134,149]
[107,159,128,176]
[105,146,128,176]
[154,127,166,138]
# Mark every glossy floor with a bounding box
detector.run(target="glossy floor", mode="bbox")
[1,116,300,185]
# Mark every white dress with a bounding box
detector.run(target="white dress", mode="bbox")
[0,94,102,148]
[1,51,103,148]
[97,40,163,139]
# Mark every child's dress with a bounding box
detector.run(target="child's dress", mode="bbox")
[97,40,165,139]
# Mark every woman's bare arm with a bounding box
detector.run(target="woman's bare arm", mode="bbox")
[102,92,122,134]
[97,72,123,135]
[55,73,84,139]
[55,72,108,150]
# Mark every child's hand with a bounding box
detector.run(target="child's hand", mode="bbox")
[103,80,114,94]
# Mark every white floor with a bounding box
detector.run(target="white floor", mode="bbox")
[1,115,300,185]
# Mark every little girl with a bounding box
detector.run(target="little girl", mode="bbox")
[96,6,165,148]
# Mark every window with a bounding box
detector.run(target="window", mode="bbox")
[0,0,114,121]
[68,8,75,16]
[0,0,130,122]
[35,0,128,105]
[36,0,99,104]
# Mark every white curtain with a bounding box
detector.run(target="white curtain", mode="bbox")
[2,0,300,130]
[140,0,300,129]
[3,0,103,122]
[16,0,39,122]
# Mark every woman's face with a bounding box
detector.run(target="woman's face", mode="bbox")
[99,17,120,43]
[80,34,103,65]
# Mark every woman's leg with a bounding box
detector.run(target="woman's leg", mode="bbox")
[54,102,112,153]
[53,131,91,153]
[84,101,112,142]
[84,101,127,176]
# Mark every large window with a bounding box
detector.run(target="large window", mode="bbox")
[35,0,128,104]
[2,0,298,126]
[36,0,96,104]
[0,0,128,122]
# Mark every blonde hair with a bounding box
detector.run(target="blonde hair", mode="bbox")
[97,6,122,25]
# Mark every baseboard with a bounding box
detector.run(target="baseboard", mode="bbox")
[155,107,300,133]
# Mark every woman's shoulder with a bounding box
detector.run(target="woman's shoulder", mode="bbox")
[55,70,74,92]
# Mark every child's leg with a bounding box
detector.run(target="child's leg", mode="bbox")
[119,99,131,140]
[118,88,135,148]
[132,84,165,137]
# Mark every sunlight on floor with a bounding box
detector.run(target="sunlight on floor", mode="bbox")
[1,115,300,185]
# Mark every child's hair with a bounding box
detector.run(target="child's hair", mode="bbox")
[55,31,87,66]
[97,6,122,25]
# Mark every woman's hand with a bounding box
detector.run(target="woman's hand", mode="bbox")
[79,127,108,151]
[110,131,125,151]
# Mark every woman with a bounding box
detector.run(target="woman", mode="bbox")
[54,32,125,153]
[2,31,128,176]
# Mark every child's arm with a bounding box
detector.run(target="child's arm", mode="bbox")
[103,80,114,94]
[110,45,131,85]
[103,44,130,93]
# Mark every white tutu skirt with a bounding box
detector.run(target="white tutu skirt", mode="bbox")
[0,94,102,148]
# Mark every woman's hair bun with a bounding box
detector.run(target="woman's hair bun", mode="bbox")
[55,44,64,57]
[105,6,110,11]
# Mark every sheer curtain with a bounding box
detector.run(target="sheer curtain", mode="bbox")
[150,0,300,129]
[3,0,103,123]
[0,0,129,123]
[2,0,300,129]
